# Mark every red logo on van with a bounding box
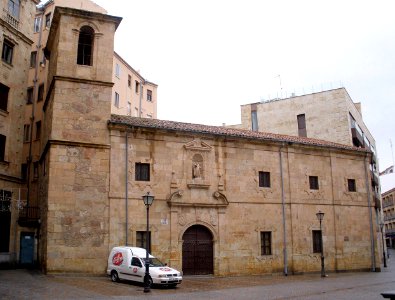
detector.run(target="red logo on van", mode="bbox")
[112,252,123,266]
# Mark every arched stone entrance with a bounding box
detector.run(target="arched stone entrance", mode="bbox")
[182,224,213,275]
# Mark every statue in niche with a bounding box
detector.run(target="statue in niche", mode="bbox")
[192,153,204,179]
[193,162,201,179]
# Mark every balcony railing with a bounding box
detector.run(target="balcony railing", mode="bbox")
[18,206,40,227]
[2,9,19,30]
[384,215,395,222]
[385,228,395,236]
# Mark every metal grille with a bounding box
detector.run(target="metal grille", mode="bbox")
[182,225,213,275]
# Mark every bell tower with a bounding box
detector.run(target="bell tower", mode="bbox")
[40,6,122,273]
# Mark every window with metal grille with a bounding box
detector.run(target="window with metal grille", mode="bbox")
[77,26,94,66]
[260,231,272,255]
[0,83,9,111]
[312,230,322,253]
[136,231,151,252]
[259,171,271,188]
[309,176,319,190]
[297,114,307,137]
[135,163,150,181]
[347,179,356,192]
[2,39,14,65]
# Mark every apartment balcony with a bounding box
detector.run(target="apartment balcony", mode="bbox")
[18,206,40,227]
[372,191,381,209]
[386,228,395,237]
[351,128,364,147]
[384,215,395,222]
[2,9,19,30]
[371,170,379,187]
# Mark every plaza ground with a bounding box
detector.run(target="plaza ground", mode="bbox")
[0,249,394,299]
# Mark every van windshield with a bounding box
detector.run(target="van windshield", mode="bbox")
[142,257,164,267]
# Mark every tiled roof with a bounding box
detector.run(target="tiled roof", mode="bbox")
[109,114,370,153]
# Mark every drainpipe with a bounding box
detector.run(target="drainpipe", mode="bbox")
[364,153,376,271]
[279,143,288,275]
[125,131,128,245]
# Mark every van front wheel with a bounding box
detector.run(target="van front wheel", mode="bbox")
[111,271,119,283]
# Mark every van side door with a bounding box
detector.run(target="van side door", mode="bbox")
[130,256,144,283]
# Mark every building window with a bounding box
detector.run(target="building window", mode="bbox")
[0,83,10,111]
[251,110,258,132]
[77,26,94,66]
[259,171,271,188]
[0,134,6,162]
[35,121,41,140]
[23,124,30,142]
[1,39,14,65]
[34,16,41,33]
[21,163,27,181]
[348,179,356,192]
[147,89,152,102]
[312,230,322,253]
[127,102,131,115]
[260,231,272,255]
[135,163,150,181]
[8,0,20,19]
[135,81,140,93]
[115,63,120,78]
[33,162,39,179]
[114,92,119,108]
[136,231,151,253]
[309,176,319,190]
[45,13,51,28]
[30,51,37,68]
[297,113,307,137]
[128,75,131,87]
[37,84,44,102]
[26,87,33,104]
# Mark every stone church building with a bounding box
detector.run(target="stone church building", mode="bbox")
[2,4,383,275]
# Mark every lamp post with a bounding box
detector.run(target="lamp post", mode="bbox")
[316,210,326,277]
[379,220,387,268]
[142,192,154,293]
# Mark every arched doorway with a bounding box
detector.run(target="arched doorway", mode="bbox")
[182,224,213,275]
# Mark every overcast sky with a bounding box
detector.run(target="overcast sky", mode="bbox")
[89,0,395,171]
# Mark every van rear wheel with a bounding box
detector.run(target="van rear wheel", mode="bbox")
[111,271,119,282]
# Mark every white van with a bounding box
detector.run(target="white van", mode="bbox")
[107,246,182,287]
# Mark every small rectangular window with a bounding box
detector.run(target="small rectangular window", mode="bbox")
[136,231,151,253]
[34,17,41,33]
[114,92,120,108]
[35,121,41,140]
[0,83,10,111]
[23,124,30,142]
[251,110,258,132]
[21,163,27,181]
[0,134,6,161]
[260,231,272,255]
[135,163,150,181]
[33,161,39,179]
[30,51,37,68]
[45,13,51,28]
[309,176,319,190]
[1,39,14,64]
[297,114,307,137]
[259,171,270,188]
[26,87,33,104]
[135,81,140,93]
[115,63,120,78]
[312,230,322,253]
[348,179,356,192]
[128,75,131,87]
[8,0,20,19]
[37,84,44,102]
[147,89,152,102]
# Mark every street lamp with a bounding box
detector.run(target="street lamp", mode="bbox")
[142,191,154,293]
[379,220,387,268]
[316,210,326,277]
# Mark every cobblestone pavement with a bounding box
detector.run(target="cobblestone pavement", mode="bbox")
[1,249,394,300]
